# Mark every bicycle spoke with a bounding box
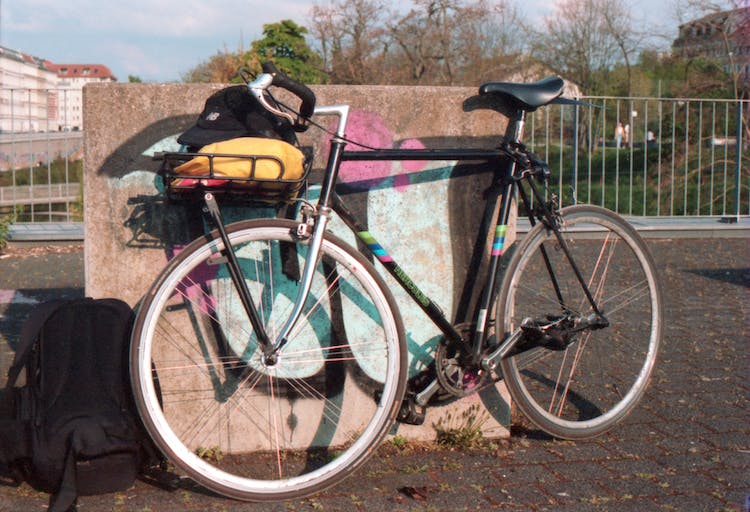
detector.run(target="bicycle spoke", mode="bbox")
[131,221,405,499]
[500,206,661,439]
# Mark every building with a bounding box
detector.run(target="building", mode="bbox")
[0,46,58,132]
[46,64,117,132]
[672,7,750,90]
[0,46,116,133]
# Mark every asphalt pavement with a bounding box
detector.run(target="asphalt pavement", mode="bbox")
[0,236,748,511]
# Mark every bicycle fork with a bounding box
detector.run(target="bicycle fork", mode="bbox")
[202,192,331,363]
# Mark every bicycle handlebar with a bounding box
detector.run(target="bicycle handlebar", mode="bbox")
[243,62,316,131]
[261,62,316,118]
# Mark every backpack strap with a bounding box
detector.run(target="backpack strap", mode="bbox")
[5,299,68,389]
[47,442,77,512]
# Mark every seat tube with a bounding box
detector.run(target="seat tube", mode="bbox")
[470,109,528,361]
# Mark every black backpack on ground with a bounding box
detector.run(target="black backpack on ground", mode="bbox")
[0,298,150,512]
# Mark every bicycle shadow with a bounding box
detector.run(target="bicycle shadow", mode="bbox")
[684,268,750,288]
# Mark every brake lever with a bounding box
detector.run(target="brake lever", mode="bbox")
[247,74,296,125]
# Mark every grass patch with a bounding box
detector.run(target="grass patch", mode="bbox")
[432,404,488,450]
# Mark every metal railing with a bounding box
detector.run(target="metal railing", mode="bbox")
[527,96,748,219]
[0,91,747,224]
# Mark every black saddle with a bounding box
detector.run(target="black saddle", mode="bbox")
[479,77,565,112]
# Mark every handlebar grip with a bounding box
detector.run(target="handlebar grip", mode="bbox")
[261,62,316,118]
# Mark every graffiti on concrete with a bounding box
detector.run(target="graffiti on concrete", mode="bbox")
[105,107,509,442]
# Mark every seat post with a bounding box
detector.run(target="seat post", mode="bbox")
[505,108,527,143]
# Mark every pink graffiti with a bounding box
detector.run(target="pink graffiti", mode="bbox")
[167,245,218,315]
[336,111,428,189]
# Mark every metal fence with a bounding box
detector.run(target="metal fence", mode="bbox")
[0,92,747,224]
[527,96,748,219]
[0,130,83,222]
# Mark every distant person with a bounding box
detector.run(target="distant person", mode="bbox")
[615,122,624,148]
[647,130,656,148]
[624,124,630,147]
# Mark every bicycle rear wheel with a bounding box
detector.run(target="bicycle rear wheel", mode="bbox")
[498,205,662,439]
[130,219,406,501]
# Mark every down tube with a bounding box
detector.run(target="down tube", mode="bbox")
[330,193,463,345]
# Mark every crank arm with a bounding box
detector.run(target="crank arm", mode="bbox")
[414,378,442,406]
[480,327,524,372]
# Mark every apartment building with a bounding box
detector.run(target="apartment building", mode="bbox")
[0,45,116,133]
[672,7,750,89]
[47,64,117,132]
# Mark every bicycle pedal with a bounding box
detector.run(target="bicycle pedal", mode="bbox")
[397,395,426,426]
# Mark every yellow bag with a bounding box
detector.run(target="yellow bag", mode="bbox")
[174,137,305,181]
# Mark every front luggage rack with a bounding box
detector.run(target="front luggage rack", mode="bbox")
[157,148,312,203]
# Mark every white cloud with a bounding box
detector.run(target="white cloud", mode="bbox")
[5,0,310,39]
[2,0,315,80]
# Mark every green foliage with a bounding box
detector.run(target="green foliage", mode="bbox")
[0,159,84,222]
[637,51,734,99]
[388,434,409,450]
[195,446,224,463]
[432,404,488,450]
[0,212,16,252]
[245,20,327,84]
[522,141,749,217]
[0,159,82,188]
[181,20,326,84]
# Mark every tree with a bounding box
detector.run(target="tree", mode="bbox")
[182,47,244,83]
[310,0,528,85]
[673,0,749,99]
[471,1,529,82]
[245,20,327,84]
[528,0,640,95]
[181,21,326,84]
[310,0,390,84]
[388,0,514,85]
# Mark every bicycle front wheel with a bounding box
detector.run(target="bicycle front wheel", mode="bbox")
[498,205,662,439]
[130,219,406,501]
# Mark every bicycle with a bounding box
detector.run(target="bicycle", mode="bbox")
[129,62,664,502]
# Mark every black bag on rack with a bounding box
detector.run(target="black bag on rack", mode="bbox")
[177,84,299,149]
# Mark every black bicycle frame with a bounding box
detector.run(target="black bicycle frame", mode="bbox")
[206,106,604,364]
[329,146,517,361]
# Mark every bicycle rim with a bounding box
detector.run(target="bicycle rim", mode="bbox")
[499,205,662,439]
[131,219,406,501]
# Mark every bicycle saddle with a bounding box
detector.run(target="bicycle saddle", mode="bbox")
[479,77,565,111]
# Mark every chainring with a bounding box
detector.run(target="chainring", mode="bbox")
[434,324,492,398]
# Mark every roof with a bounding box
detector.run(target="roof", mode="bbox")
[1,45,117,82]
[47,63,117,81]
[677,7,749,35]
[0,45,50,71]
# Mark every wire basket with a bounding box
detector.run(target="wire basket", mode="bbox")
[158,146,311,203]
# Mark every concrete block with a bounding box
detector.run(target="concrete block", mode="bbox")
[83,82,515,442]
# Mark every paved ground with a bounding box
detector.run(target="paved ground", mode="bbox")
[0,237,748,511]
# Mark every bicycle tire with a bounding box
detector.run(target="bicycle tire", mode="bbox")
[130,219,407,501]
[498,205,663,439]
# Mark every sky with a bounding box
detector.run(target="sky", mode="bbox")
[1,0,685,83]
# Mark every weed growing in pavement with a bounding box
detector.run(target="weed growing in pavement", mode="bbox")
[195,446,224,463]
[388,434,409,451]
[432,403,489,450]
